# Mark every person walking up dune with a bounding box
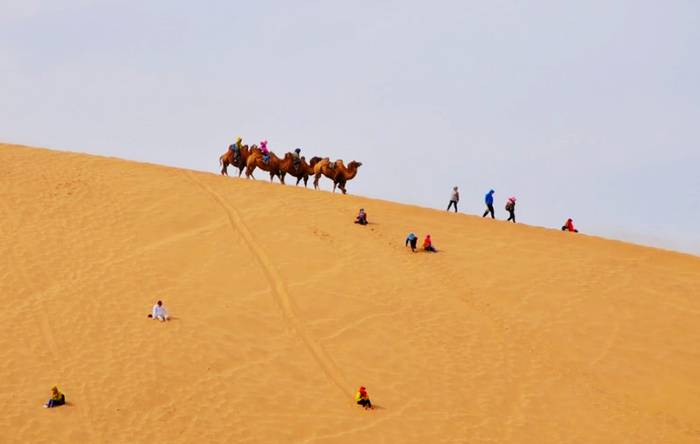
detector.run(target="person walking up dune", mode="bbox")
[505,197,516,223]
[405,232,418,252]
[447,186,459,212]
[482,189,495,219]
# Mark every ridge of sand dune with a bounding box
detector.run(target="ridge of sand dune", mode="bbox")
[1,143,699,443]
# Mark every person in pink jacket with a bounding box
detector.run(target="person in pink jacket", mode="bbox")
[259,140,270,163]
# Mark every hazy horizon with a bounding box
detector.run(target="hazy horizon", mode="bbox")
[2,0,698,255]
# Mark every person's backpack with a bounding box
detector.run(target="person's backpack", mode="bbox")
[505,202,513,211]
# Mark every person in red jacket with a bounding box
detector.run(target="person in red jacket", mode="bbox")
[561,218,579,233]
[355,386,372,409]
[423,234,437,252]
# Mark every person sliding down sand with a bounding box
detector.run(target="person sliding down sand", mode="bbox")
[44,386,65,408]
[354,208,368,225]
[148,300,169,321]
[423,234,437,252]
[561,218,579,233]
[405,232,418,252]
[355,386,372,409]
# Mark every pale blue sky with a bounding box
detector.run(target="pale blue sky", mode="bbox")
[2,1,699,255]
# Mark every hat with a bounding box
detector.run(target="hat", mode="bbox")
[236,136,242,143]
[295,147,301,152]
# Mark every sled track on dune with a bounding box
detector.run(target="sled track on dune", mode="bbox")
[186,171,352,398]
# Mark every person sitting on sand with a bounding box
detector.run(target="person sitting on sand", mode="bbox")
[405,232,418,252]
[355,386,372,409]
[423,234,437,252]
[354,208,368,225]
[148,300,169,321]
[561,218,578,233]
[44,386,65,408]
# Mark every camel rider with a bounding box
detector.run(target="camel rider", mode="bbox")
[292,148,302,170]
[229,136,243,162]
[260,140,270,164]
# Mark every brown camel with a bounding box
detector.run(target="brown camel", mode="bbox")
[245,149,284,182]
[313,158,362,194]
[330,160,363,194]
[219,144,251,177]
[280,155,322,187]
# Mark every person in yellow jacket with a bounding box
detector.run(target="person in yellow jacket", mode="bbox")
[229,137,243,162]
[44,386,65,408]
[355,386,372,409]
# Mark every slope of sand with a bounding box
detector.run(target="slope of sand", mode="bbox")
[1,143,699,443]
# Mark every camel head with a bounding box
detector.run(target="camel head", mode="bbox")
[348,161,363,169]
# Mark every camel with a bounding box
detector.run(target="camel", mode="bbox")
[280,155,322,187]
[313,159,363,194]
[245,149,284,182]
[219,144,251,177]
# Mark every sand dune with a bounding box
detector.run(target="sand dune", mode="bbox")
[1,143,699,443]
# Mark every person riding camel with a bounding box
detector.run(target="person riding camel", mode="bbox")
[292,148,302,171]
[260,140,270,164]
[229,136,243,163]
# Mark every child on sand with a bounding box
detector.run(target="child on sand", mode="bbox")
[148,300,169,321]
[354,208,368,225]
[405,232,418,252]
[44,386,65,408]
[355,386,372,409]
[561,218,578,233]
[423,234,437,252]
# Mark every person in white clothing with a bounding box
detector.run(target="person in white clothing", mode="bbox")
[447,186,459,212]
[148,300,169,321]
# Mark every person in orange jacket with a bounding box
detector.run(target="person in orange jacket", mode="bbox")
[423,234,437,252]
[355,386,372,409]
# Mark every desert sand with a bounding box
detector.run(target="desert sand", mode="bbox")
[1,143,699,443]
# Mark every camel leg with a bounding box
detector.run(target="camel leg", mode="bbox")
[313,173,321,190]
[303,176,308,188]
[296,176,302,186]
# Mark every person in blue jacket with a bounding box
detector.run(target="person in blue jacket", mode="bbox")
[405,232,418,252]
[482,189,495,219]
